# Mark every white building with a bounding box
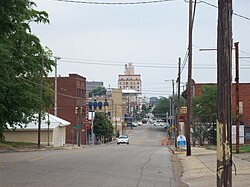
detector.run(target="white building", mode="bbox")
[4,113,70,147]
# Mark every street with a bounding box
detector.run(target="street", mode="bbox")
[0,125,177,187]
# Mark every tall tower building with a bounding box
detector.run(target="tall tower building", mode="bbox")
[118,63,142,93]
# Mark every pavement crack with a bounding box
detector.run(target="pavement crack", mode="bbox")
[136,151,154,187]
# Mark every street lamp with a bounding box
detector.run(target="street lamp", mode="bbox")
[54,56,61,116]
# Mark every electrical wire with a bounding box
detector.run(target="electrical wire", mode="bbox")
[62,57,177,66]
[61,59,179,69]
[53,0,175,5]
[180,49,188,74]
[60,58,250,69]
[198,0,250,21]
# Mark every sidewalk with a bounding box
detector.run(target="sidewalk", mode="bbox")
[173,146,250,187]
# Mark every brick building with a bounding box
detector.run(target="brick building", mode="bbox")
[49,74,87,145]
[194,83,250,144]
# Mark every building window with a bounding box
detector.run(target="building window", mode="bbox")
[77,88,82,98]
[239,101,243,115]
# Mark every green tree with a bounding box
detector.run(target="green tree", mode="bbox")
[0,0,54,141]
[152,97,170,118]
[88,86,106,97]
[192,85,217,145]
[93,112,113,143]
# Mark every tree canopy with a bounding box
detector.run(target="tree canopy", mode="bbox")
[0,0,54,141]
[88,86,107,97]
[93,112,113,143]
[192,85,217,145]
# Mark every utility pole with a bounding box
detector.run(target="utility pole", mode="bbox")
[217,0,232,186]
[186,0,193,156]
[176,58,181,148]
[38,56,44,149]
[47,113,50,146]
[235,42,240,154]
[171,79,175,146]
[54,56,61,117]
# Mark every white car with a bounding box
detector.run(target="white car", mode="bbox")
[132,122,138,127]
[117,135,129,145]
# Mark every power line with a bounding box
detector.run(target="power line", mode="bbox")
[61,59,179,69]
[63,57,177,66]
[53,0,174,5]
[198,0,250,21]
[60,59,250,69]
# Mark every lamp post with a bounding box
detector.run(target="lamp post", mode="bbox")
[54,56,61,117]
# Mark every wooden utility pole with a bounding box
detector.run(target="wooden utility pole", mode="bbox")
[171,79,175,147]
[217,0,232,186]
[176,58,181,148]
[38,57,44,148]
[235,42,240,154]
[186,0,193,156]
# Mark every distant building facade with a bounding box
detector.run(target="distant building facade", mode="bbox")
[118,63,142,93]
[86,81,104,94]
[48,74,87,145]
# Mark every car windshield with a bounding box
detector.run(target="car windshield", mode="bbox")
[119,135,128,139]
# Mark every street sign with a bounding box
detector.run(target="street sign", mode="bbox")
[177,135,186,146]
[72,125,80,129]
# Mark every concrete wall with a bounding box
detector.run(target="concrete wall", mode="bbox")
[4,130,53,145]
[53,126,67,147]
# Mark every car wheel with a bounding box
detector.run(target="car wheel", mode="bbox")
[117,143,119,145]
[127,142,129,145]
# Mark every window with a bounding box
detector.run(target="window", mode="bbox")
[77,88,82,98]
[239,101,243,115]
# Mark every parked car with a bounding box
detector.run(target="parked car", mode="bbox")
[117,135,129,145]
[132,122,138,127]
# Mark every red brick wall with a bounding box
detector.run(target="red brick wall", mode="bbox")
[49,74,87,145]
[194,83,250,128]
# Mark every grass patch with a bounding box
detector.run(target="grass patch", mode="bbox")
[203,144,250,153]
[232,145,250,153]
[203,144,216,151]
[0,141,39,149]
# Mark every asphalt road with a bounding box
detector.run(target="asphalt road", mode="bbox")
[0,125,177,187]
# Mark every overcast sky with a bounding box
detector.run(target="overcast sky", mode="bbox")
[31,0,250,97]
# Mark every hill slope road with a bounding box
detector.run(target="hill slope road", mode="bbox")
[0,125,177,187]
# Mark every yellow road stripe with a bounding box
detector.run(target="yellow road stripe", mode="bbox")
[30,157,44,162]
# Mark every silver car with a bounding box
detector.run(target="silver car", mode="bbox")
[117,135,129,145]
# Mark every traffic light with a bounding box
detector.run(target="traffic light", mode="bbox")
[75,106,78,114]
[80,106,83,113]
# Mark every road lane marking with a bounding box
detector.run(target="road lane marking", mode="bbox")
[29,157,44,162]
